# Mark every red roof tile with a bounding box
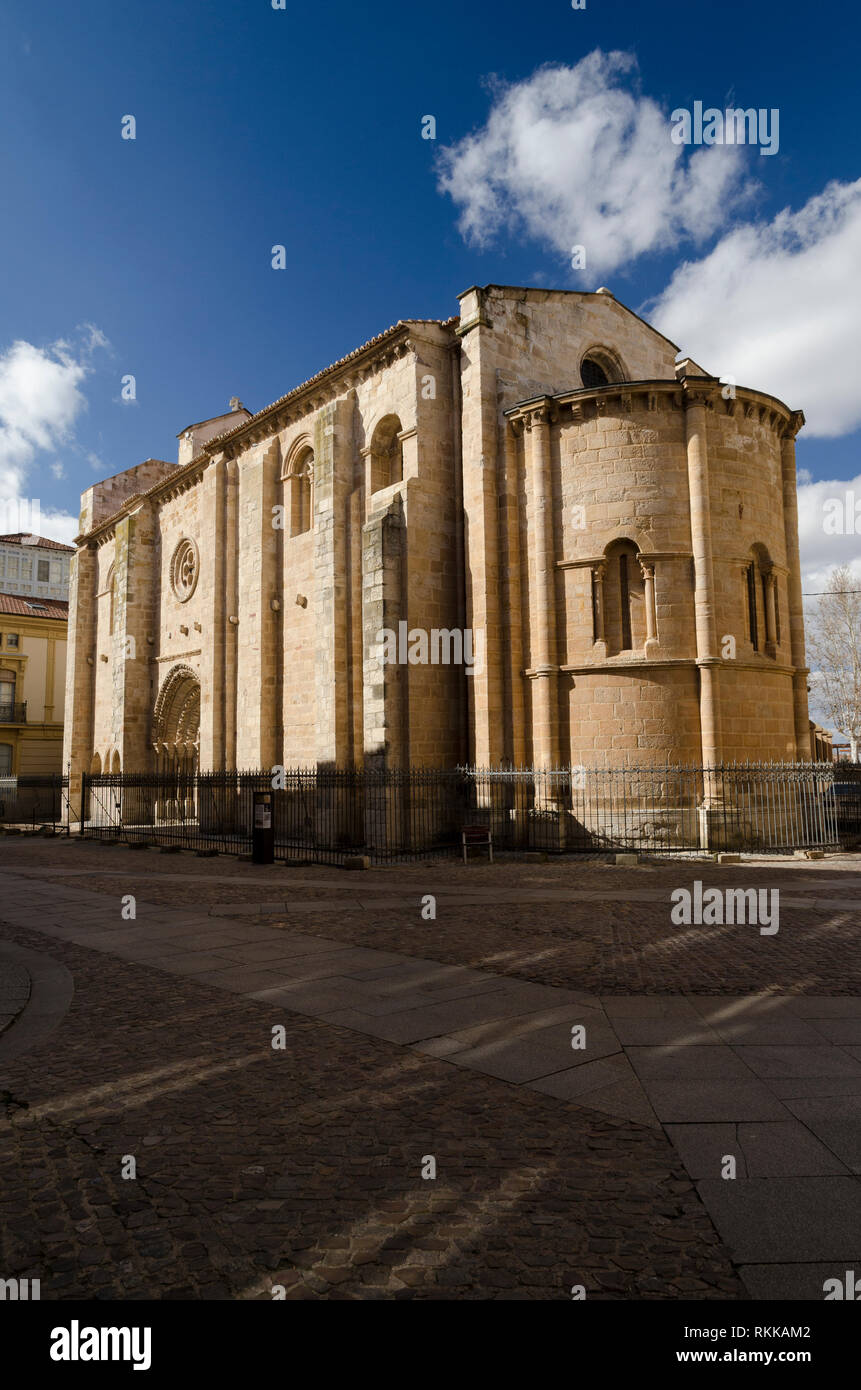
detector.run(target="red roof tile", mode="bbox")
[0,533,75,552]
[0,593,69,619]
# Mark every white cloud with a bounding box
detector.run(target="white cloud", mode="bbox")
[797,471,861,593]
[651,180,861,437]
[32,509,79,547]
[0,340,88,495]
[437,51,751,275]
[0,327,107,545]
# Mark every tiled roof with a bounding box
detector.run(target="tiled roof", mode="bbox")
[0,534,75,552]
[202,316,459,452]
[82,315,459,540]
[0,592,69,619]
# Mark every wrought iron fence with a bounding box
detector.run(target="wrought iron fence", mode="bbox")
[77,762,839,861]
[0,774,68,830]
[828,773,861,847]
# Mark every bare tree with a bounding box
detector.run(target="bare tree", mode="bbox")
[806,564,861,761]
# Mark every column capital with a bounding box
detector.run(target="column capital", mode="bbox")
[523,398,558,429]
[682,382,718,411]
[782,410,805,441]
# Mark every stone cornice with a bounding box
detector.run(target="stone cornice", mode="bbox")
[557,551,693,569]
[504,378,800,434]
[561,657,798,676]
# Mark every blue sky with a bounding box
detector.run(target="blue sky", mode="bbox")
[1,0,859,588]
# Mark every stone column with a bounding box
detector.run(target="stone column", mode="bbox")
[640,560,658,646]
[526,403,559,769]
[780,413,811,758]
[591,561,607,655]
[314,398,353,768]
[362,503,406,769]
[764,566,778,658]
[113,503,158,775]
[457,318,504,767]
[235,439,280,771]
[502,421,525,768]
[224,458,239,770]
[684,387,722,769]
[62,542,97,823]
[200,456,227,770]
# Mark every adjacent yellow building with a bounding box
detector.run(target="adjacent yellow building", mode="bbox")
[0,592,68,775]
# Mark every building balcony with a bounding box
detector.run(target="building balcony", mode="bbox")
[0,702,26,724]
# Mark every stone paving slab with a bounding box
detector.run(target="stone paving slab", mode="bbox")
[321,986,584,1046]
[426,1032,615,1086]
[602,1017,723,1047]
[696,1178,861,1263]
[0,940,73,1063]
[626,1047,757,1082]
[740,1265,861,1301]
[602,997,704,1022]
[665,1121,850,1179]
[769,1075,861,1098]
[781,1097,861,1173]
[704,1018,830,1046]
[561,1076,660,1128]
[789,998,861,1018]
[643,1081,791,1123]
[735,1045,861,1079]
[811,1019,861,1043]
[526,1053,636,1101]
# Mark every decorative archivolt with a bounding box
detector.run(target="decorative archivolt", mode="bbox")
[105,562,117,634]
[367,413,404,493]
[281,433,315,480]
[579,344,628,386]
[152,664,201,751]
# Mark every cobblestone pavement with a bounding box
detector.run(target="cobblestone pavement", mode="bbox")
[6,837,861,995]
[0,957,30,1037]
[0,916,738,1300]
[1,837,859,1301]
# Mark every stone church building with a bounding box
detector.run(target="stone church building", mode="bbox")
[63,285,811,812]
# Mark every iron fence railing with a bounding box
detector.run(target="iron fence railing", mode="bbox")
[76,762,841,862]
[0,773,68,829]
[0,703,27,724]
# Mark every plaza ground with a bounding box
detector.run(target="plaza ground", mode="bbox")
[1,838,860,1299]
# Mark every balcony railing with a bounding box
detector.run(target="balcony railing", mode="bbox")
[0,702,26,724]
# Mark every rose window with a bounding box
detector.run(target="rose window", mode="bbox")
[171,538,199,602]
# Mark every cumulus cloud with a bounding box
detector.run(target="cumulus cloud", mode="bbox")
[797,471,861,593]
[651,180,861,437]
[437,51,751,275]
[0,326,106,543]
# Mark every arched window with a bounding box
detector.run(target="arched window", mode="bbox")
[744,547,779,658]
[602,539,645,654]
[581,357,609,388]
[286,448,314,536]
[579,346,626,388]
[370,415,404,493]
[105,563,117,636]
